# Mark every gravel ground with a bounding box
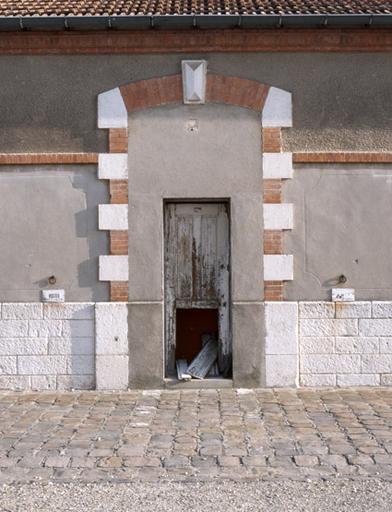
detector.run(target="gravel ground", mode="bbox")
[1,479,392,512]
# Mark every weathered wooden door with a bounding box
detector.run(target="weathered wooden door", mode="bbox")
[164,202,231,376]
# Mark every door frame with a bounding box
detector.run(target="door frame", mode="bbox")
[163,199,232,378]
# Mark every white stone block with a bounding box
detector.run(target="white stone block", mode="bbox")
[359,319,392,336]
[335,302,371,319]
[48,337,94,355]
[18,355,67,375]
[96,355,128,390]
[262,87,292,128]
[263,152,293,179]
[57,374,95,390]
[98,153,128,180]
[67,355,94,375]
[380,338,392,353]
[263,203,294,230]
[0,320,29,338]
[362,354,392,373]
[301,354,360,374]
[96,303,128,356]
[98,204,128,231]
[0,338,47,356]
[372,302,392,318]
[381,374,392,386]
[0,356,17,375]
[98,87,128,129]
[2,303,43,320]
[335,337,378,354]
[265,302,298,355]
[28,320,62,337]
[31,376,56,391]
[99,256,129,282]
[299,302,335,319]
[300,374,336,387]
[300,337,335,354]
[300,319,358,337]
[265,354,298,387]
[44,303,94,320]
[264,255,293,281]
[62,320,94,338]
[0,375,30,390]
[337,374,380,386]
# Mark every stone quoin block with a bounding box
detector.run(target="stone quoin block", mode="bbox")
[98,204,128,231]
[300,337,335,354]
[263,255,294,281]
[263,203,294,230]
[299,302,335,319]
[300,318,358,337]
[359,319,392,336]
[265,302,298,355]
[98,87,128,129]
[263,153,293,180]
[18,355,67,375]
[0,320,29,338]
[262,86,292,128]
[372,302,392,318]
[300,354,361,374]
[2,303,43,320]
[300,374,336,386]
[95,303,128,356]
[43,303,94,320]
[0,338,47,356]
[335,302,372,318]
[99,255,129,282]
[98,153,128,180]
[265,354,298,387]
[96,355,129,390]
[337,374,380,386]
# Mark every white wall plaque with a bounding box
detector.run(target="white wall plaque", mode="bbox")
[332,288,355,302]
[41,289,65,303]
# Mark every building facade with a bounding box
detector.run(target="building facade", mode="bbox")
[1,1,392,389]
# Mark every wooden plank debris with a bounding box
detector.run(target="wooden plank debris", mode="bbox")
[187,338,218,379]
[176,359,192,381]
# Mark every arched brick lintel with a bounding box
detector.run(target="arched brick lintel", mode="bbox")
[119,74,270,113]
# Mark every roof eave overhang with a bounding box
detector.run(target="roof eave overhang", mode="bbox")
[0,14,392,31]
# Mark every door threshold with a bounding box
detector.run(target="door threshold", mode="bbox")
[164,378,233,389]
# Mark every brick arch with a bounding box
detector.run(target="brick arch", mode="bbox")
[97,73,294,304]
[119,74,270,113]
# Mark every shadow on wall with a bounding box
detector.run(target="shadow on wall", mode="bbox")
[72,173,109,302]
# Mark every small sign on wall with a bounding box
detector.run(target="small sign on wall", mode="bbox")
[332,288,355,302]
[41,289,65,303]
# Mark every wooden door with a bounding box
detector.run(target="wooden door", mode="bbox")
[165,202,231,376]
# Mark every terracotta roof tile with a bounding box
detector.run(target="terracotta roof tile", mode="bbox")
[0,1,391,17]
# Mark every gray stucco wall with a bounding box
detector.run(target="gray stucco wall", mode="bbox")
[286,164,392,301]
[0,165,109,301]
[0,53,391,152]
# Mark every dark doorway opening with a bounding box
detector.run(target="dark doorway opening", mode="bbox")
[175,308,219,365]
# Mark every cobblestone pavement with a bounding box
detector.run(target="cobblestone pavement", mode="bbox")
[1,387,392,483]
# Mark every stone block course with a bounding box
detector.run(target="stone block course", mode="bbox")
[372,302,392,318]
[362,355,392,373]
[336,374,380,386]
[0,356,17,374]
[18,356,67,375]
[300,337,334,354]
[0,338,47,356]
[359,319,392,336]
[0,320,29,337]
[335,302,371,318]
[301,354,361,374]
[43,303,94,320]
[299,302,335,319]
[300,319,358,337]
[2,303,43,320]
[335,337,378,354]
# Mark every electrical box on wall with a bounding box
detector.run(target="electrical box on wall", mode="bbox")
[332,288,355,302]
[41,289,65,303]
